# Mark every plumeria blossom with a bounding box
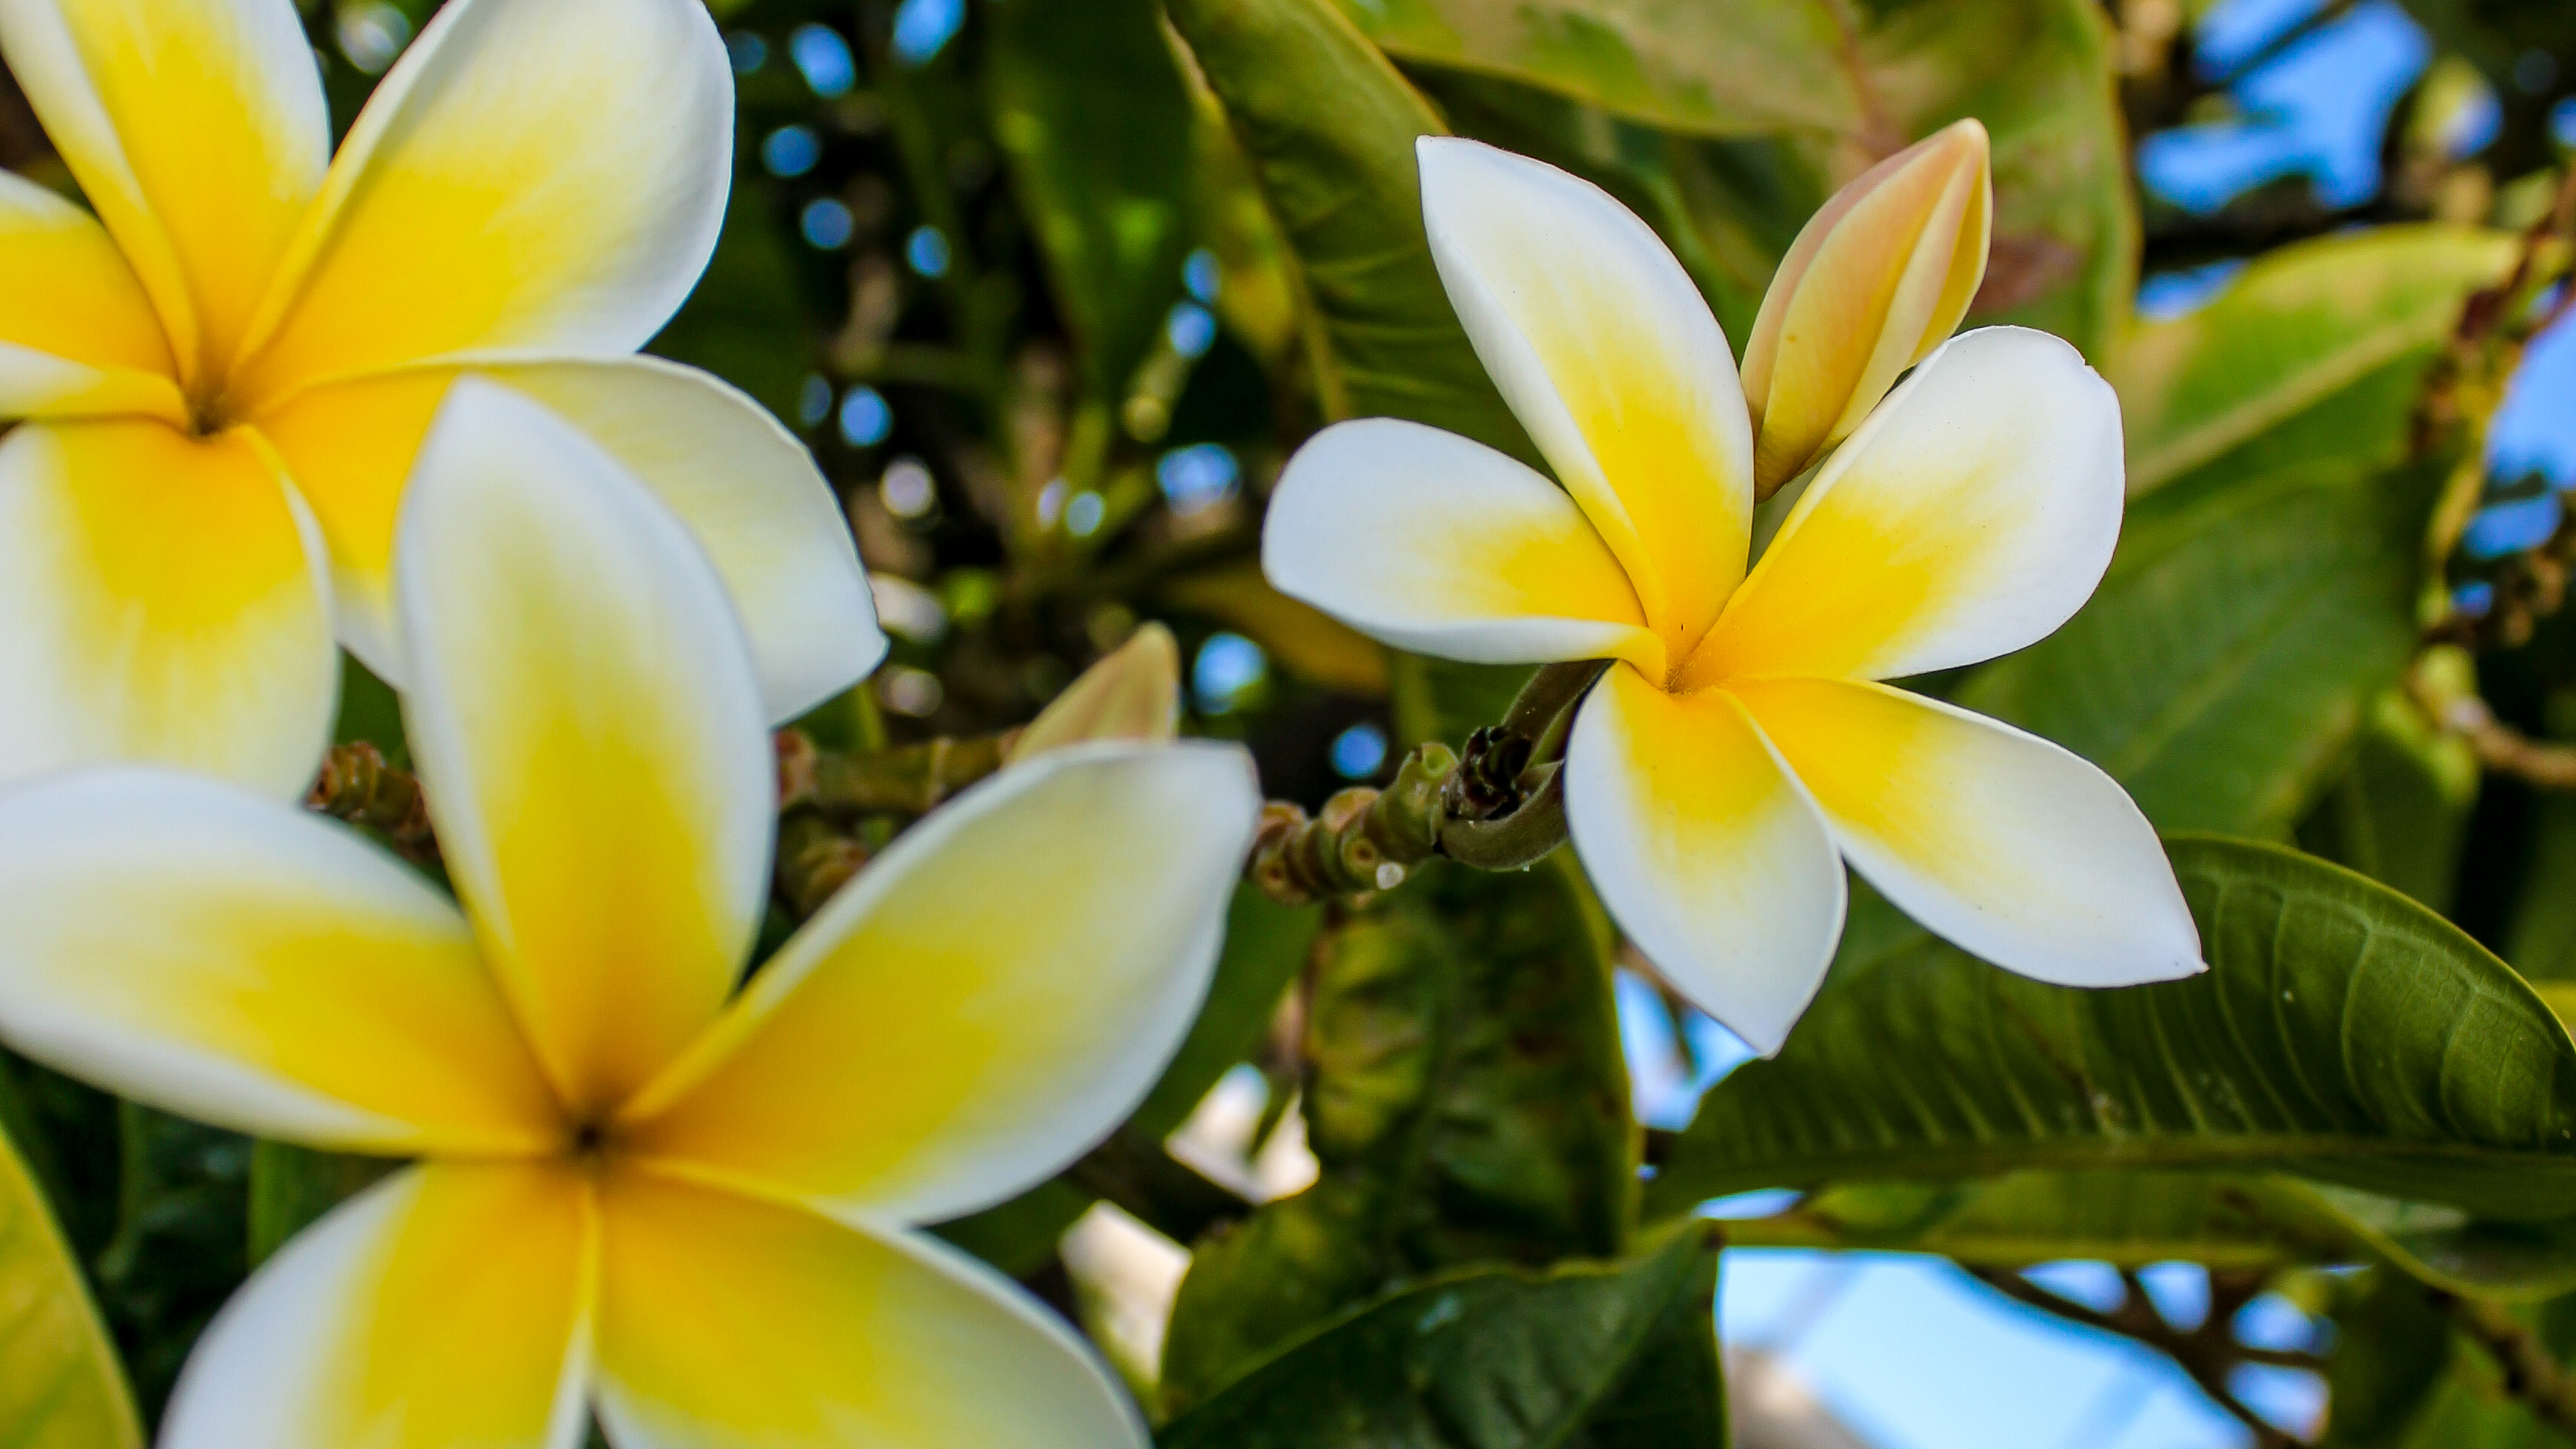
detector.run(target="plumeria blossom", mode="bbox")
[1264,138,2202,1054]
[0,0,878,795]
[0,381,1260,1448]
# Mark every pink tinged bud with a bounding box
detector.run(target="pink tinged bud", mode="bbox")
[1008,622,1182,762]
[1740,118,1992,499]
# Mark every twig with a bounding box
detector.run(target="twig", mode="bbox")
[2436,1290,2576,1438]
[775,728,1019,821]
[306,743,439,865]
[2413,686,2576,791]
[1972,1267,2311,1448]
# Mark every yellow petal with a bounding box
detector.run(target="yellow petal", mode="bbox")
[253,359,881,721]
[0,0,328,391]
[1741,119,1991,497]
[0,770,561,1155]
[0,417,335,795]
[1729,677,2203,988]
[1684,328,2124,689]
[1418,137,1754,654]
[594,1166,1144,1449]
[1563,666,1844,1055]
[1263,417,1662,674]
[397,380,774,1118]
[1008,623,1181,763]
[0,170,182,421]
[160,1162,593,1449]
[620,743,1260,1223]
[230,0,732,404]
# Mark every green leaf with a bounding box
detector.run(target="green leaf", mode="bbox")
[1849,0,2137,356]
[1158,1225,1723,1449]
[1725,1170,2353,1269]
[2507,795,2576,985]
[1647,837,2576,1222]
[987,0,1197,397]
[1343,0,2137,357]
[1161,856,1635,1411]
[2297,689,2482,913]
[647,188,813,421]
[246,1143,394,1268]
[1322,0,1862,137]
[0,1095,141,1449]
[1163,0,1537,462]
[1729,1169,2576,1301]
[1953,443,2431,841]
[2112,227,2517,499]
[89,1104,247,1421]
[2320,1268,2457,1449]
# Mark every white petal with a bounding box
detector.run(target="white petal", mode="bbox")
[1729,677,2205,988]
[0,419,335,795]
[0,0,328,382]
[397,379,772,1117]
[1688,326,2125,687]
[1565,666,1846,1055]
[1418,136,1753,650]
[0,169,182,420]
[232,0,731,400]
[256,360,883,722]
[1263,417,1660,670]
[0,769,559,1155]
[594,1167,1146,1449]
[161,1163,593,1449]
[619,742,1261,1224]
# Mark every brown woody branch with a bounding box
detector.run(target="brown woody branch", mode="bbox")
[2436,1290,2576,1438]
[1972,1267,2312,1448]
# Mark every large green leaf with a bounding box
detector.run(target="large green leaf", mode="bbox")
[2112,227,2518,499]
[1337,0,2136,356]
[1648,837,2576,1222]
[987,0,1197,397]
[1164,0,1536,462]
[1850,0,2135,355]
[0,1101,140,1449]
[1953,446,2430,841]
[1161,856,1635,1411]
[2320,1268,2457,1449]
[1322,0,1860,136]
[1729,1170,2576,1301]
[2296,690,2482,914]
[1158,1225,1723,1449]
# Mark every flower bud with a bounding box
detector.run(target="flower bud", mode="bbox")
[1740,119,1992,498]
[1008,622,1181,762]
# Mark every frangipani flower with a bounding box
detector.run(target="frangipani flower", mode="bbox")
[0,382,1260,1448]
[0,0,877,795]
[1263,139,2200,1054]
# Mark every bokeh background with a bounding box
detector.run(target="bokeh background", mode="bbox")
[4,1,2572,1445]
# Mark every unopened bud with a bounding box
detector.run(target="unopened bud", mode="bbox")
[1740,119,1991,498]
[1008,622,1182,762]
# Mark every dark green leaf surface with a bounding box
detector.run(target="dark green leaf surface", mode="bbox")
[1164,0,1538,463]
[1954,449,2430,840]
[1158,1225,1723,1449]
[988,0,1197,397]
[1162,856,1635,1410]
[1650,838,2576,1222]
[0,1105,139,1449]
[2111,227,2516,499]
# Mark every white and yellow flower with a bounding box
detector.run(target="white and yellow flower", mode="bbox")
[0,381,1260,1448]
[0,0,879,795]
[1263,139,2201,1053]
